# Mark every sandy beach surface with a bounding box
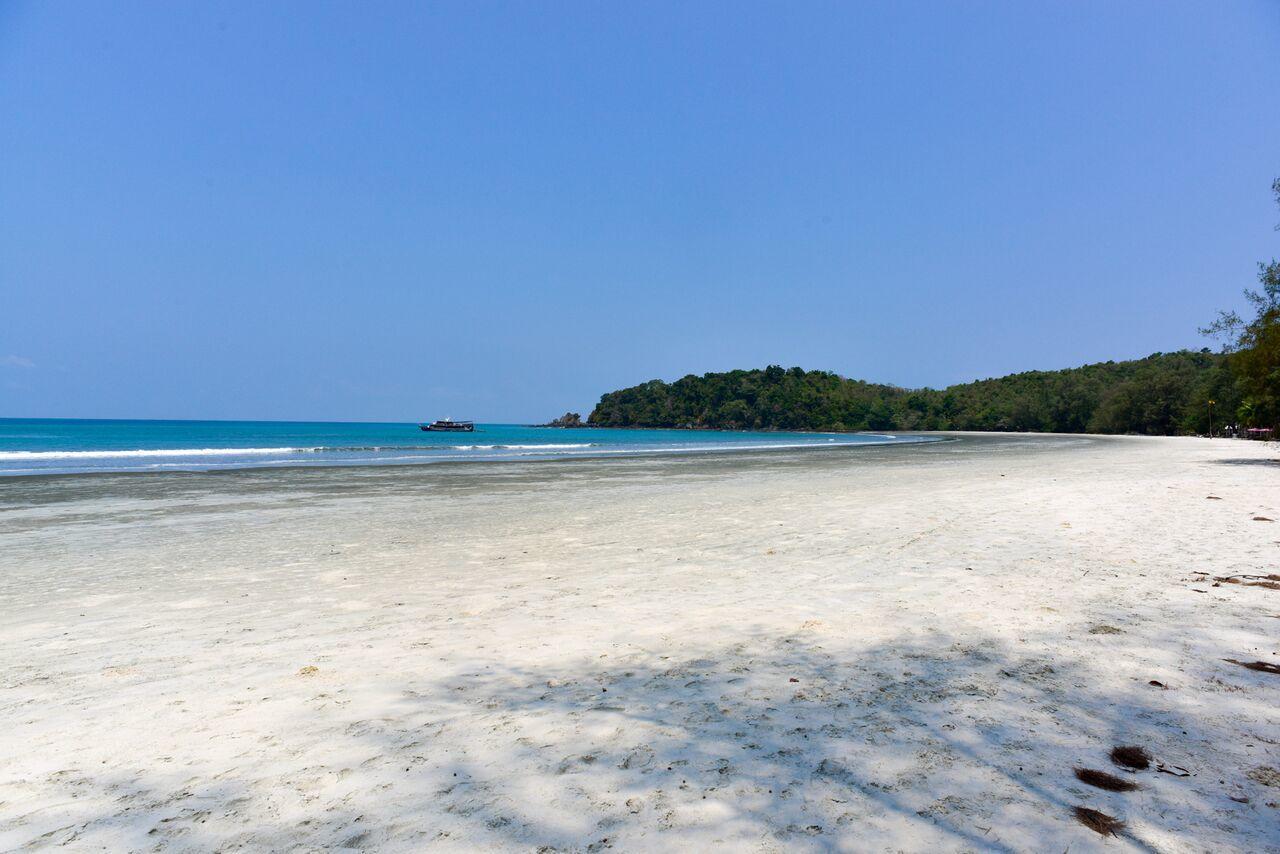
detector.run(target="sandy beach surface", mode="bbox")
[1,434,1278,852]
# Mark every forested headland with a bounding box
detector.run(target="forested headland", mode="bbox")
[587,352,1233,435]
[586,180,1280,437]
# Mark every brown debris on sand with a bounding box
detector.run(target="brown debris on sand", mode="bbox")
[1224,659,1280,675]
[1213,574,1280,590]
[1109,745,1151,771]
[1252,516,1274,521]
[1248,766,1280,787]
[1073,806,1125,836]
[1074,768,1139,792]
[1155,762,1192,777]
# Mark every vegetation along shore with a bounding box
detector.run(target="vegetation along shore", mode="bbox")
[587,180,1280,437]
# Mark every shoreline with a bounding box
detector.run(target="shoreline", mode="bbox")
[0,431,942,480]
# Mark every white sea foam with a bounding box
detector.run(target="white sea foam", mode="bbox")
[0,442,602,461]
[0,447,308,461]
[450,443,596,451]
[0,435,930,474]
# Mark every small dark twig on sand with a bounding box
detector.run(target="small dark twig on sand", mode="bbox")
[1155,762,1192,777]
[1074,768,1140,791]
[1224,658,1280,675]
[1109,745,1152,771]
[1073,806,1125,837]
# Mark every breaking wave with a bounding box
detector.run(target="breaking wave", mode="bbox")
[0,442,601,461]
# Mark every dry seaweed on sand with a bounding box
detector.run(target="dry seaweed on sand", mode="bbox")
[1247,766,1280,787]
[1109,745,1152,771]
[1155,762,1192,777]
[1213,574,1280,590]
[1074,768,1140,792]
[1073,806,1125,836]
[1224,658,1280,675]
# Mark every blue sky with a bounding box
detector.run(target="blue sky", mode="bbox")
[2,2,1278,422]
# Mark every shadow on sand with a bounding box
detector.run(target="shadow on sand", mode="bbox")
[22,622,1278,852]
[1211,456,1280,467]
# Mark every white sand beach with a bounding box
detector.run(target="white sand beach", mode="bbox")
[1,434,1277,852]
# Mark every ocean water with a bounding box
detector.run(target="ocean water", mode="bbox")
[0,419,931,476]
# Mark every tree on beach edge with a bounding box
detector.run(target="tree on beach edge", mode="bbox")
[1202,177,1280,432]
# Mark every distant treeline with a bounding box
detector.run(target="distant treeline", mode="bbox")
[589,179,1280,437]
[587,351,1239,435]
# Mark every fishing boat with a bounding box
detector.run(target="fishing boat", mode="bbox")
[419,418,475,432]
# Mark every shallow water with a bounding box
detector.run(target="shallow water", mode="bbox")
[0,418,933,476]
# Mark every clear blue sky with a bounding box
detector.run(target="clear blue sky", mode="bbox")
[3,2,1278,422]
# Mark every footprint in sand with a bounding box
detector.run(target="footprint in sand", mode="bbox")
[620,746,654,770]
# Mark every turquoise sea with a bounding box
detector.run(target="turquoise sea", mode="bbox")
[0,419,930,476]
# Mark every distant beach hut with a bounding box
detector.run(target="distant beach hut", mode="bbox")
[1246,427,1273,440]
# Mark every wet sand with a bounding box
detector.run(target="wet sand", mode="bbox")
[1,434,1277,851]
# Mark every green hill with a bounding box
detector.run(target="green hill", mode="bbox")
[587,351,1238,435]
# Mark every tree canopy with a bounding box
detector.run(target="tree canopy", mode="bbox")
[588,178,1277,437]
[1200,177,1280,429]
[587,352,1233,435]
